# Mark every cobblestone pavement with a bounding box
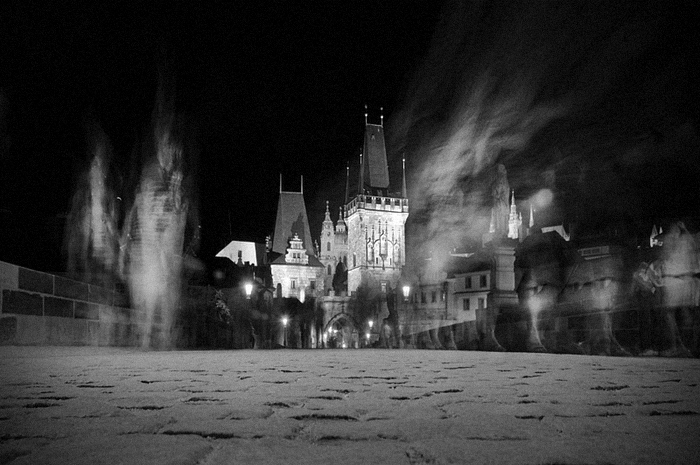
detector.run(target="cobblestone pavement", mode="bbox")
[1,346,699,464]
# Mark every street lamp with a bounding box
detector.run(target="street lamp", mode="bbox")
[402,284,411,348]
[367,320,374,348]
[244,282,253,299]
[282,316,289,347]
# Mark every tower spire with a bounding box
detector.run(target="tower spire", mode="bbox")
[529,203,535,228]
[301,175,303,195]
[401,154,407,198]
[380,106,384,126]
[364,104,368,125]
[345,161,350,204]
[358,150,364,195]
[279,173,282,193]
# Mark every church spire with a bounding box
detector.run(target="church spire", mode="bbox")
[402,154,407,198]
[345,161,350,204]
[380,106,384,127]
[529,203,535,228]
[364,104,368,125]
[358,150,364,195]
[507,190,521,239]
[324,200,331,222]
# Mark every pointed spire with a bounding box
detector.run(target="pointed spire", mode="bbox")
[358,150,364,195]
[301,175,304,195]
[279,173,282,193]
[529,203,534,228]
[380,106,384,126]
[510,190,515,206]
[401,154,407,198]
[324,200,331,220]
[364,104,368,125]
[345,161,350,204]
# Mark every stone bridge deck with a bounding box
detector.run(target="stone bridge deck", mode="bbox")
[1,347,699,464]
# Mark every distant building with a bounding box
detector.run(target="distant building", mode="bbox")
[269,177,325,301]
[318,202,348,293]
[342,107,409,294]
[216,240,266,266]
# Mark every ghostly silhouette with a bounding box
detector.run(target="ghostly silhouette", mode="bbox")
[650,222,699,357]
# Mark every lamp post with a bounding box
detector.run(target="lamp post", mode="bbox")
[367,320,373,348]
[402,285,411,347]
[282,316,288,347]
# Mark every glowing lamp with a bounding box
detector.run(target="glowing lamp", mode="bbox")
[299,288,305,303]
[282,316,289,327]
[244,282,253,299]
[368,320,374,329]
[402,285,411,302]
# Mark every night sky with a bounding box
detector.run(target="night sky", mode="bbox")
[1,1,699,274]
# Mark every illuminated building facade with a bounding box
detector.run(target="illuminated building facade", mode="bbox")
[269,177,325,300]
[344,109,409,294]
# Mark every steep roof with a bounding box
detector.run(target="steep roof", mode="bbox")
[363,124,390,190]
[272,191,315,257]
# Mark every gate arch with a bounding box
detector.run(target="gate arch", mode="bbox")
[323,312,361,348]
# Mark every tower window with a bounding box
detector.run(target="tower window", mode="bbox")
[328,265,332,275]
[327,242,331,252]
[291,280,296,289]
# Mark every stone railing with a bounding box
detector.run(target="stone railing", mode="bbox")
[0,260,138,346]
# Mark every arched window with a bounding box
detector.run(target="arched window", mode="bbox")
[353,254,356,267]
[327,264,332,275]
[327,242,331,252]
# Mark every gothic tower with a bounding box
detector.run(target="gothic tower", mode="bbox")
[345,106,408,294]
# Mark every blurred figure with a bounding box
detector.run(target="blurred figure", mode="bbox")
[65,133,119,287]
[119,134,189,349]
[654,222,699,357]
[632,261,661,355]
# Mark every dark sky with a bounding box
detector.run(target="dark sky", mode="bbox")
[0,1,443,271]
[1,1,699,273]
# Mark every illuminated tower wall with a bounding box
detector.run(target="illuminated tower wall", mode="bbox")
[345,110,408,294]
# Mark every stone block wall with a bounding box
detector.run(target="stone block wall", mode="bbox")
[0,260,140,346]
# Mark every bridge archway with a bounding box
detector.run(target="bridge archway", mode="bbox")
[323,312,361,348]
